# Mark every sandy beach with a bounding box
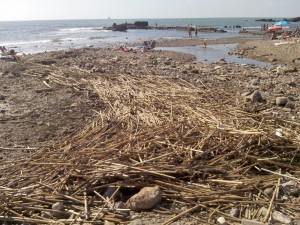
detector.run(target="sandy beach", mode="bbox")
[0,36,300,224]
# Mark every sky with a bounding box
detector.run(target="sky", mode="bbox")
[0,0,299,21]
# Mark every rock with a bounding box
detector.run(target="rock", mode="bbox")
[214,66,222,70]
[103,186,120,199]
[272,211,292,224]
[191,68,199,74]
[230,208,239,217]
[217,217,227,225]
[249,78,260,86]
[126,186,162,211]
[263,187,274,197]
[276,97,289,107]
[128,219,143,225]
[0,95,5,101]
[241,219,266,225]
[52,202,65,218]
[184,64,192,70]
[285,100,295,109]
[250,90,263,102]
[281,181,299,197]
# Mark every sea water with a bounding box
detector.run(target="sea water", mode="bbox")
[0,18,297,54]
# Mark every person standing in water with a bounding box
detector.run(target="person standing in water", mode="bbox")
[195,27,198,38]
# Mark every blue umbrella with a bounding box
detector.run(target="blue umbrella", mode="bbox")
[274,20,290,26]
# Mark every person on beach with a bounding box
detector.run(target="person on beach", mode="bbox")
[203,42,207,48]
[271,31,277,40]
[195,28,198,38]
[0,46,7,54]
[188,27,192,38]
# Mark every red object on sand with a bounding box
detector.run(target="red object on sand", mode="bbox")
[268,26,282,31]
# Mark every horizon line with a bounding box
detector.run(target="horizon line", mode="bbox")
[0,16,297,23]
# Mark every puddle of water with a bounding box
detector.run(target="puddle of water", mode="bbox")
[157,44,272,68]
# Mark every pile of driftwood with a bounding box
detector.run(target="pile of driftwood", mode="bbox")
[0,69,299,224]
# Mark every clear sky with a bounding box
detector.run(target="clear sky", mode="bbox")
[0,0,299,21]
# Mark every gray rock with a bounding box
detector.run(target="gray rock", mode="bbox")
[128,219,143,225]
[230,208,240,217]
[52,202,65,218]
[249,78,260,86]
[0,95,5,101]
[285,100,295,109]
[272,211,292,224]
[276,97,289,106]
[103,186,120,199]
[250,90,263,102]
[281,181,299,196]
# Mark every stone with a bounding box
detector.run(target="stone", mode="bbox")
[276,97,289,107]
[191,68,199,74]
[217,217,227,225]
[0,95,5,101]
[230,208,239,217]
[272,211,292,224]
[126,186,162,211]
[249,78,260,86]
[241,219,266,225]
[263,187,274,197]
[250,90,263,102]
[281,181,299,197]
[128,219,143,225]
[52,202,65,218]
[214,66,222,70]
[184,64,192,70]
[103,186,120,199]
[285,100,295,109]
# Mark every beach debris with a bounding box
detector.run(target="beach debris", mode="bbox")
[272,211,292,224]
[217,217,227,225]
[281,181,299,197]
[263,187,274,196]
[126,186,162,211]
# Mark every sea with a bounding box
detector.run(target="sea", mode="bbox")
[1,17,297,54]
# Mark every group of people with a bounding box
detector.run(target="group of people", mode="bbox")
[261,24,269,31]
[0,46,20,61]
[188,26,198,38]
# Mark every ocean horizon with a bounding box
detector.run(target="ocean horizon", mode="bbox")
[0,18,298,54]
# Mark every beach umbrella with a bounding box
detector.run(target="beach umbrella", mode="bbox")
[274,20,290,26]
[268,25,283,31]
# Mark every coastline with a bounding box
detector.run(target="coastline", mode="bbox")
[0,36,300,224]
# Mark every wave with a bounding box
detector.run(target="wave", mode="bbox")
[2,37,90,46]
[57,27,103,34]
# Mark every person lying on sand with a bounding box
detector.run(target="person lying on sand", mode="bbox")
[0,46,21,61]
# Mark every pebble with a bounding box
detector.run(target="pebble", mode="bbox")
[126,186,162,211]
[263,187,274,197]
[250,90,263,102]
[217,217,227,225]
[249,78,260,86]
[281,181,300,196]
[285,100,295,109]
[230,208,239,217]
[103,186,120,199]
[276,97,289,106]
[52,202,65,218]
[272,211,292,224]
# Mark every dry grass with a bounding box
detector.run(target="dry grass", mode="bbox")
[0,65,299,224]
